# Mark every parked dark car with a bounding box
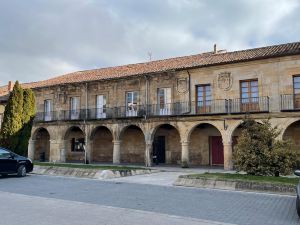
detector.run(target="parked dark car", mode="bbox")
[294,170,300,217]
[0,147,33,177]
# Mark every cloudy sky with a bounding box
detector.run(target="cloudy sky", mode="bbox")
[0,0,299,85]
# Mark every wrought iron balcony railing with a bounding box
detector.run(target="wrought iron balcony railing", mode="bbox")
[229,96,269,113]
[281,94,300,111]
[33,97,270,123]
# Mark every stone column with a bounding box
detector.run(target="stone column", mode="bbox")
[223,140,233,170]
[50,139,66,163]
[85,140,93,164]
[28,140,36,160]
[113,140,121,164]
[181,141,190,168]
[145,141,153,167]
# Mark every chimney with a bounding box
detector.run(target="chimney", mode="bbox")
[8,81,14,92]
[214,44,217,54]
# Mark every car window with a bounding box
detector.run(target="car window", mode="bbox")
[0,149,11,158]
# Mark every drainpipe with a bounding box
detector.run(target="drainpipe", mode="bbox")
[144,75,149,118]
[84,82,88,164]
[183,70,192,114]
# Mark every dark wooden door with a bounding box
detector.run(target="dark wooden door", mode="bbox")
[153,136,165,163]
[211,136,224,165]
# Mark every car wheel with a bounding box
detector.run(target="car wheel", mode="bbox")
[296,195,300,217]
[17,165,26,177]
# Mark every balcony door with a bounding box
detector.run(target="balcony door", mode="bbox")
[70,97,80,120]
[294,76,300,109]
[44,99,52,121]
[158,88,171,115]
[240,80,259,112]
[196,85,211,114]
[126,91,138,117]
[96,95,106,119]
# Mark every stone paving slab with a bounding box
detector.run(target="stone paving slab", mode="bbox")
[0,175,299,225]
[0,191,235,225]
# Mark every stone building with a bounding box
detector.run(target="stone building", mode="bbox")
[1,42,300,170]
[0,82,12,128]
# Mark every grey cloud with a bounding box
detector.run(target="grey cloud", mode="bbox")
[0,0,299,85]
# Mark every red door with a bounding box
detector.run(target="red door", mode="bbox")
[211,136,224,165]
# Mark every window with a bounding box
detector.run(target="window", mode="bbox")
[44,99,52,121]
[96,95,107,119]
[0,148,10,158]
[240,79,259,111]
[294,76,300,109]
[158,88,171,115]
[196,84,211,113]
[70,97,80,120]
[71,138,85,152]
[126,91,138,117]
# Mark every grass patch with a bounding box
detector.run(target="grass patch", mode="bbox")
[182,173,299,185]
[34,162,147,171]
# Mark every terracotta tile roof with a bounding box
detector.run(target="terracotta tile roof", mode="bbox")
[0,41,300,97]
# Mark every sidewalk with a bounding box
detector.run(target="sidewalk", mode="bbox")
[107,166,226,186]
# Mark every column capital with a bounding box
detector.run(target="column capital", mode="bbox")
[222,140,232,145]
[181,141,190,145]
[113,140,122,144]
[145,140,153,145]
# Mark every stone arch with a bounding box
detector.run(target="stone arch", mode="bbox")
[90,126,113,163]
[151,123,181,164]
[31,127,50,161]
[117,124,146,141]
[278,118,300,140]
[186,121,224,142]
[120,125,145,164]
[188,123,223,166]
[229,120,263,151]
[282,119,300,155]
[149,122,182,142]
[64,126,85,162]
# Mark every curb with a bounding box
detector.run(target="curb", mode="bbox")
[174,177,297,195]
[33,165,154,179]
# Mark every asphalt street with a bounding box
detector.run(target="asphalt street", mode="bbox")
[0,174,299,225]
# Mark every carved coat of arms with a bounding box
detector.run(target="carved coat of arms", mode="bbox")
[177,78,188,93]
[218,72,232,91]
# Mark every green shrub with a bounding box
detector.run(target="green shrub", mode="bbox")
[233,119,296,176]
[0,81,24,150]
[0,82,36,156]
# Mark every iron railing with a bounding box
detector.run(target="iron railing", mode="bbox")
[190,100,228,115]
[33,97,270,122]
[229,97,269,113]
[281,94,300,111]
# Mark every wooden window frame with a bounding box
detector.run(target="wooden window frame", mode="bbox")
[195,84,211,114]
[293,75,300,109]
[239,79,259,112]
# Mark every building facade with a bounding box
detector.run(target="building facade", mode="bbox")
[2,42,300,170]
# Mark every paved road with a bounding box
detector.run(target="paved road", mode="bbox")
[0,174,299,225]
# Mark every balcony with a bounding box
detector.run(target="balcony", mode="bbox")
[33,97,269,123]
[229,97,269,113]
[281,94,300,111]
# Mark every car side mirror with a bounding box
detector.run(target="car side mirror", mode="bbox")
[294,170,300,176]
[9,154,15,159]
